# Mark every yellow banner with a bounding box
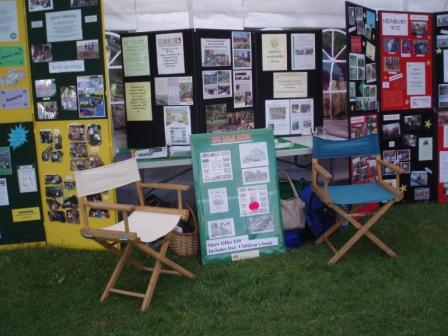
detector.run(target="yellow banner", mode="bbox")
[12,207,41,222]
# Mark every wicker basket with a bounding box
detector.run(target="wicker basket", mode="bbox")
[170,203,199,257]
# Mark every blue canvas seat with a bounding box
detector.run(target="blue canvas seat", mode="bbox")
[311,134,404,265]
[328,183,395,205]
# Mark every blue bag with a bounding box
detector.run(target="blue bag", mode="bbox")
[300,185,336,239]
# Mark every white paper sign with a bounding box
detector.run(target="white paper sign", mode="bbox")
[382,13,408,36]
[49,60,85,73]
[273,72,307,98]
[0,178,9,206]
[208,187,229,214]
[84,15,97,23]
[410,96,431,109]
[0,1,19,42]
[206,235,278,256]
[31,20,43,29]
[418,138,433,161]
[46,10,82,42]
[407,62,425,95]
[444,50,448,83]
[262,34,287,71]
[156,32,185,75]
[444,125,448,148]
[440,151,448,183]
[291,33,315,70]
[17,165,38,193]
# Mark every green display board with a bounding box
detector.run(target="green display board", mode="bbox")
[25,0,108,121]
[0,122,45,245]
[191,128,285,265]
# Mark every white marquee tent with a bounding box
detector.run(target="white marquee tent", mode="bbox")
[104,0,448,32]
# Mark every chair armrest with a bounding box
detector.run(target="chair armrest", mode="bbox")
[313,162,332,181]
[138,182,191,192]
[80,228,138,241]
[135,205,189,221]
[377,159,405,174]
[83,201,135,213]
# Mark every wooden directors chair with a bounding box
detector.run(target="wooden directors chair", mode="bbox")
[74,158,194,312]
[312,134,404,265]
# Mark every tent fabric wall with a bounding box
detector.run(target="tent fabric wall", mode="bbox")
[103,0,448,31]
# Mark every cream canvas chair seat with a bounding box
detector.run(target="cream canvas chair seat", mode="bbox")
[105,210,180,243]
[75,157,195,312]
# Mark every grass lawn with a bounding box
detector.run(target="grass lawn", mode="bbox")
[1,202,448,336]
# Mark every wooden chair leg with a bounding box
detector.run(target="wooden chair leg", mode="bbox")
[100,241,134,302]
[136,242,195,279]
[140,239,170,312]
[316,205,363,245]
[328,201,395,265]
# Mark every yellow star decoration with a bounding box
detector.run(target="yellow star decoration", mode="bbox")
[436,48,442,54]
[425,119,432,129]
[400,184,407,192]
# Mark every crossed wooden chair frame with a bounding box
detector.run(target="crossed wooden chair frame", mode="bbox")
[76,159,195,312]
[312,153,404,265]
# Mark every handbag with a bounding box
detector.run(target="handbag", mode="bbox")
[278,171,306,230]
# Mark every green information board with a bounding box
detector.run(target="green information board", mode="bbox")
[0,122,45,245]
[191,129,285,265]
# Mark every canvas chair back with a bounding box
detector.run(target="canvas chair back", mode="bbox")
[312,134,380,159]
[75,158,141,197]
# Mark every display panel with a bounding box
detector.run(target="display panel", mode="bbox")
[379,11,433,111]
[122,29,197,148]
[191,129,285,265]
[380,111,436,202]
[195,29,256,134]
[26,0,108,121]
[434,11,448,109]
[254,30,323,136]
[34,119,116,247]
[345,2,379,115]
[0,122,45,245]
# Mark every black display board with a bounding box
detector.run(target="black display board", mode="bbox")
[380,111,436,202]
[253,29,323,136]
[195,29,257,134]
[121,29,197,148]
[0,122,45,245]
[434,12,448,109]
[26,0,108,121]
[345,2,379,117]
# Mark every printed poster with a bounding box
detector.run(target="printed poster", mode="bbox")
[407,62,425,95]
[163,106,191,145]
[0,178,9,206]
[233,70,253,108]
[0,0,19,42]
[0,147,12,175]
[381,13,408,36]
[155,76,193,105]
[17,165,38,193]
[156,32,185,75]
[262,34,287,71]
[237,184,269,217]
[200,150,233,183]
[201,38,231,67]
[273,72,307,98]
[208,187,229,214]
[232,31,252,69]
[418,137,432,161]
[122,35,150,77]
[202,70,232,99]
[291,33,315,70]
[46,10,83,42]
[125,82,152,121]
[265,99,290,135]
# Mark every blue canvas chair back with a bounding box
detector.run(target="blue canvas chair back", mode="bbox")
[312,134,380,159]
